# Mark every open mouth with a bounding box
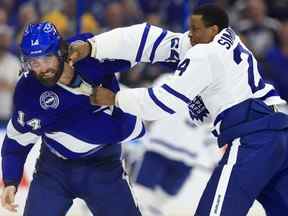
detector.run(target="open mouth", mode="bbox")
[42,71,56,79]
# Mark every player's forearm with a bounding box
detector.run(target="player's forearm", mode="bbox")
[115,87,186,121]
[88,23,148,63]
[2,118,40,184]
[1,137,33,188]
[1,120,36,187]
[88,23,188,64]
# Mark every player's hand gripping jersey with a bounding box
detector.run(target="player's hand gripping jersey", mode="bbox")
[1,33,145,187]
[87,23,285,125]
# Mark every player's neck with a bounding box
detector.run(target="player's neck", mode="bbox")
[58,63,75,85]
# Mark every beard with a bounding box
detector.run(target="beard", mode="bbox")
[34,68,63,87]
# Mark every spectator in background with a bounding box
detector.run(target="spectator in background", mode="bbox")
[15,2,39,44]
[237,0,280,60]
[263,21,288,102]
[138,0,162,26]
[0,7,8,25]
[80,13,100,34]
[0,24,20,126]
[266,0,288,20]
[35,0,63,16]
[165,0,188,32]
[0,0,18,26]
[0,7,18,54]
[62,0,77,34]
[105,2,126,29]
[121,0,142,25]
[42,10,69,37]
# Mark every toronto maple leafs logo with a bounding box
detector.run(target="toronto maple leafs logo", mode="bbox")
[188,96,209,122]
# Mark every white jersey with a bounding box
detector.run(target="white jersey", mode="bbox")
[145,114,218,168]
[143,74,218,168]
[89,23,191,66]
[88,23,285,126]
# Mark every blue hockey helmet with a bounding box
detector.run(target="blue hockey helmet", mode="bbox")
[19,22,69,80]
[20,22,64,58]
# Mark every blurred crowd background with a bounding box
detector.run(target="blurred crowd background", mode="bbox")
[0,0,288,126]
[0,1,287,215]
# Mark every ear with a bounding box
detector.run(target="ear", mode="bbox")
[211,25,220,36]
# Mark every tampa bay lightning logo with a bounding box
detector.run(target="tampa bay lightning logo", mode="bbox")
[43,23,56,34]
[188,96,209,122]
[40,91,59,110]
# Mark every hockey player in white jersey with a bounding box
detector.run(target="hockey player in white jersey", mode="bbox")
[69,4,288,216]
[133,75,219,216]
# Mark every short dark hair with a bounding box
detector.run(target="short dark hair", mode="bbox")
[193,4,229,31]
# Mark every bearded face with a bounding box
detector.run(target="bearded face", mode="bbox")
[26,54,63,87]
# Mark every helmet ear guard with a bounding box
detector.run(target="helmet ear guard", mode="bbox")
[19,55,31,76]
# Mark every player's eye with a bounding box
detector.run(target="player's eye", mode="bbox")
[29,59,40,68]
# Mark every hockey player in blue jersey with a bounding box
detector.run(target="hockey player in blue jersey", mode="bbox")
[69,5,288,216]
[0,22,144,216]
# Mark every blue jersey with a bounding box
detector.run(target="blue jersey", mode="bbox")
[1,33,145,186]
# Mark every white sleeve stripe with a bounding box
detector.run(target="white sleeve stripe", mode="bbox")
[120,117,144,143]
[149,29,168,63]
[6,120,40,146]
[135,23,151,62]
[44,132,101,153]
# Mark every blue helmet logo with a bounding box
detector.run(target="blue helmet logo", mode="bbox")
[20,22,61,58]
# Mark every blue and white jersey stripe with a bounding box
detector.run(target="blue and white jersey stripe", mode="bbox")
[162,84,191,103]
[44,132,102,153]
[42,136,105,159]
[136,23,151,62]
[148,88,176,114]
[149,29,168,63]
[253,83,284,105]
[6,120,40,146]
[121,116,145,143]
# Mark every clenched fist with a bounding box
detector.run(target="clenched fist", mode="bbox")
[68,40,92,67]
[90,86,116,106]
[1,185,18,212]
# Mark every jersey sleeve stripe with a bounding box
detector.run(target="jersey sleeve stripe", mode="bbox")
[150,138,198,158]
[149,29,168,63]
[120,117,145,143]
[148,88,175,114]
[6,120,40,146]
[162,84,191,103]
[258,89,279,101]
[135,23,151,62]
